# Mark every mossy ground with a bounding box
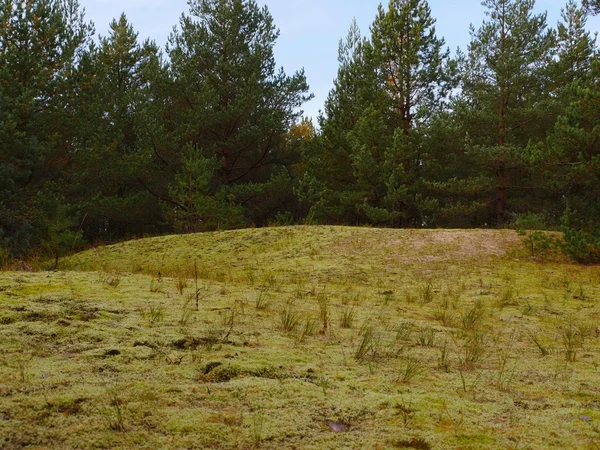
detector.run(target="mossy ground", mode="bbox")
[1,226,600,449]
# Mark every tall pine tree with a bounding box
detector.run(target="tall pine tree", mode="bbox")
[0,0,92,255]
[548,57,600,262]
[298,20,379,224]
[162,0,312,231]
[68,14,162,241]
[304,0,455,227]
[461,0,555,226]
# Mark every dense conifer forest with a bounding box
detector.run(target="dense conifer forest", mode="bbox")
[1,0,599,262]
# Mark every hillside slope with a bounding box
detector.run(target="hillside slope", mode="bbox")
[2,227,600,449]
[64,226,523,280]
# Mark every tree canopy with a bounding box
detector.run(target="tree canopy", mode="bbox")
[0,0,599,263]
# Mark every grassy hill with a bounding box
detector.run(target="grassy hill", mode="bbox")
[1,226,600,449]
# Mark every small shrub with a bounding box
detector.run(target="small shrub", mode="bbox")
[179,297,194,326]
[517,230,558,258]
[574,284,588,301]
[395,322,414,343]
[340,307,355,329]
[317,291,329,333]
[299,317,319,341]
[355,327,375,362]
[404,291,417,303]
[393,397,417,427]
[561,227,600,264]
[496,354,518,392]
[496,286,517,308]
[398,354,425,384]
[416,328,435,347]
[461,300,485,330]
[263,272,278,290]
[223,309,235,328]
[220,309,236,341]
[419,282,435,303]
[511,213,549,231]
[459,330,486,369]
[528,330,550,356]
[150,278,163,293]
[438,339,451,371]
[280,301,299,333]
[433,299,456,327]
[101,389,128,432]
[561,321,583,362]
[145,304,164,325]
[560,211,600,264]
[458,368,485,392]
[255,289,270,310]
[342,292,362,306]
[175,276,188,295]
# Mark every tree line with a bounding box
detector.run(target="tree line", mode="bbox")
[1,0,599,263]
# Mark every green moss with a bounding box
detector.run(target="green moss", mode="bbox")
[0,227,599,448]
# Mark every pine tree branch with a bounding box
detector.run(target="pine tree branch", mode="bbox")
[136,176,184,209]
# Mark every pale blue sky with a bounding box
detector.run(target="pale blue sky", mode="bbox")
[81,0,599,121]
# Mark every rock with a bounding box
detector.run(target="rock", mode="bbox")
[326,420,347,432]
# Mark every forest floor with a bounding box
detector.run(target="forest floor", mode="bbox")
[1,226,600,449]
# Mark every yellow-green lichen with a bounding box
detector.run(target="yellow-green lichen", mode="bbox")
[0,226,599,449]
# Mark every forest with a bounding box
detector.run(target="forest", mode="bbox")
[1,0,599,263]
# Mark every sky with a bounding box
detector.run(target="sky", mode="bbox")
[80,0,600,121]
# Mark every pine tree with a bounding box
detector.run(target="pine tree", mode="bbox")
[371,0,454,132]
[522,0,598,225]
[583,0,600,15]
[163,0,312,231]
[305,0,455,227]
[462,0,555,226]
[555,0,596,91]
[298,20,379,224]
[69,14,162,240]
[0,0,92,255]
[548,58,600,262]
[368,0,455,226]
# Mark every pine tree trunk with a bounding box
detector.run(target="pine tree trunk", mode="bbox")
[497,98,506,227]
[497,161,505,227]
[497,7,507,228]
